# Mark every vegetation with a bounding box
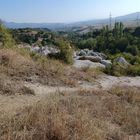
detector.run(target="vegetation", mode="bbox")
[0,18,140,140]
[0,86,139,140]
[0,23,15,48]
[62,23,140,76]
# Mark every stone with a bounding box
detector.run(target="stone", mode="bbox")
[98,53,107,60]
[78,56,102,63]
[79,50,87,56]
[115,57,129,65]
[101,60,112,67]
[87,51,98,56]
[73,60,105,69]
[31,46,40,53]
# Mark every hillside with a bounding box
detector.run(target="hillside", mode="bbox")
[0,21,140,140]
[3,12,140,30]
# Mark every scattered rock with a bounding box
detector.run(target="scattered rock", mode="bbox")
[74,49,111,68]
[30,46,59,56]
[115,57,129,65]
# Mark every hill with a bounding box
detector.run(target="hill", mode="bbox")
[2,12,140,30]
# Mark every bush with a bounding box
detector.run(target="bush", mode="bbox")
[104,62,140,76]
[115,38,129,52]
[126,45,139,56]
[57,39,73,64]
[0,24,15,48]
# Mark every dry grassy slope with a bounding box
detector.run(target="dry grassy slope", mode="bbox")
[0,48,140,140]
[0,87,140,140]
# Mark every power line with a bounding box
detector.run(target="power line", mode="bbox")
[137,13,139,27]
[109,12,112,30]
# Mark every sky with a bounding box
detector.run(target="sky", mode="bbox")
[0,0,140,23]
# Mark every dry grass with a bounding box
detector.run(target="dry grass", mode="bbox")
[0,48,99,88]
[0,74,35,95]
[0,86,139,140]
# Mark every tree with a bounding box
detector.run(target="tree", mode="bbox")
[134,27,140,37]
[115,38,128,52]
[57,39,73,64]
[126,45,139,56]
[0,23,15,48]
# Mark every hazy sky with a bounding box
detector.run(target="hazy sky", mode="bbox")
[0,0,140,23]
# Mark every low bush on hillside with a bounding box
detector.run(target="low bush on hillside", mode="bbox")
[0,24,15,48]
[104,62,140,76]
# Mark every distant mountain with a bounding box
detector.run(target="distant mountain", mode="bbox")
[69,12,140,27]
[4,22,66,30]
[3,12,140,30]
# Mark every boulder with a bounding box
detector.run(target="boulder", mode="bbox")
[78,56,102,63]
[78,50,87,56]
[87,51,98,57]
[98,53,107,60]
[115,57,129,65]
[83,49,90,54]
[31,46,41,53]
[101,60,112,67]
[73,60,105,69]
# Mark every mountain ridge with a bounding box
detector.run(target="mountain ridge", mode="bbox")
[2,12,140,30]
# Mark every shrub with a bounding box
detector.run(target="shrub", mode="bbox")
[126,45,139,56]
[57,39,73,64]
[0,24,15,48]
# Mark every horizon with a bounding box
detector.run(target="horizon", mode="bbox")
[0,0,140,23]
[5,11,140,24]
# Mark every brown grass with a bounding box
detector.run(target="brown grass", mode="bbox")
[0,86,139,140]
[0,48,99,88]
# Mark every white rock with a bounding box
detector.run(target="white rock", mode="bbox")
[101,60,112,67]
[115,57,129,65]
[73,60,105,69]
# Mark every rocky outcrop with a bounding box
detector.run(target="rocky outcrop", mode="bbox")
[73,60,105,69]
[74,49,111,69]
[78,56,102,63]
[77,49,107,60]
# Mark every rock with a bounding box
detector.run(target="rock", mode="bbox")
[73,52,77,58]
[31,46,41,53]
[98,53,107,60]
[87,51,98,57]
[79,50,87,56]
[115,57,129,65]
[83,49,90,54]
[78,56,102,63]
[42,46,59,56]
[101,60,112,67]
[73,60,105,69]
[76,50,107,60]
[30,46,59,56]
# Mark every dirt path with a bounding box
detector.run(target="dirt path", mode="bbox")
[24,75,140,95]
[96,75,140,89]
[0,75,140,115]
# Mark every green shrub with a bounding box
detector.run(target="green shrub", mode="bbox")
[127,65,140,76]
[57,39,73,64]
[0,24,15,48]
[126,45,139,56]
[104,62,140,76]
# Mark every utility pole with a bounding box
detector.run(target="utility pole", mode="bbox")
[137,13,139,27]
[109,12,112,30]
